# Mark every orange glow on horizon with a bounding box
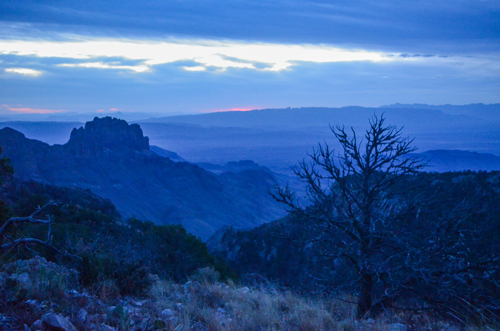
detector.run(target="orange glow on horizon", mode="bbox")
[3,105,67,114]
[230,108,254,112]
[206,107,256,113]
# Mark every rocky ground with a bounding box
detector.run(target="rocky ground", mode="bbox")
[0,257,488,331]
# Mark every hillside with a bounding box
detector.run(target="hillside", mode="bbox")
[209,171,500,306]
[0,117,285,239]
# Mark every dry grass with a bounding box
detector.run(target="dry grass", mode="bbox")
[1,260,496,331]
[148,270,495,331]
[151,278,337,330]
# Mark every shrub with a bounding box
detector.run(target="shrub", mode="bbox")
[1,256,78,302]
[77,252,151,297]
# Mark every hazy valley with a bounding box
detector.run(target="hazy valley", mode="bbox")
[2,104,500,175]
[1,105,500,330]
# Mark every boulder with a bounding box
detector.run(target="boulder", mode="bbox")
[41,313,77,331]
[77,308,88,324]
[390,323,407,331]
[160,308,175,318]
[97,324,116,331]
[29,319,43,331]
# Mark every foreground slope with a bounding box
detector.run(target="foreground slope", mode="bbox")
[210,171,500,281]
[0,117,285,239]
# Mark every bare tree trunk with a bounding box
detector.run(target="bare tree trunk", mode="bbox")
[357,273,374,318]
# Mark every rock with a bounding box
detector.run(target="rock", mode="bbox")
[9,272,32,290]
[0,313,14,330]
[390,323,407,331]
[153,319,167,329]
[0,272,6,287]
[65,290,80,298]
[41,313,77,331]
[183,281,202,293]
[191,321,208,331]
[29,319,43,331]
[125,304,141,314]
[77,308,88,324]
[168,316,179,325]
[67,117,149,156]
[106,306,117,314]
[44,301,59,309]
[25,299,38,306]
[138,317,151,330]
[26,299,47,311]
[160,308,176,318]
[97,324,116,331]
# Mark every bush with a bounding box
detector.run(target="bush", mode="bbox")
[77,252,151,297]
[0,256,78,302]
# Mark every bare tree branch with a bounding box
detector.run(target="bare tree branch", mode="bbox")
[0,201,63,254]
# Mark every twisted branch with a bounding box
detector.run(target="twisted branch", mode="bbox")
[0,201,60,253]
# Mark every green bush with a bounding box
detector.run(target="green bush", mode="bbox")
[1,181,235,300]
[77,252,151,297]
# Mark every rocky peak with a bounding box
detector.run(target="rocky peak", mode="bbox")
[66,117,149,156]
[0,127,27,141]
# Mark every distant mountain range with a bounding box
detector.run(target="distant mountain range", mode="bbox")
[413,150,500,172]
[146,105,497,130]
[0,111,164,123]
[137,105,500,173]
[1,104,499,174]
[0,117,285,239]
[381,103,500,121]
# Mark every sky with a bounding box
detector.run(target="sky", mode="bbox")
[0,0,499,116]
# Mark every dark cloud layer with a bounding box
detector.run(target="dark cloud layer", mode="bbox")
[1,0,499,114]
[2,0,499,54]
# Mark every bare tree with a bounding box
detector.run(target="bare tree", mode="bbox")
[273,114,426,318]
[0,147,63,255]
[0,201,63,254]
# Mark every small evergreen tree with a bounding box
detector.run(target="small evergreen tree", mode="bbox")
[0,146,13,185]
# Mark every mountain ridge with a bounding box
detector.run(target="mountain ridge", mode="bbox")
[143,104,499,129]
[0,117,286,239]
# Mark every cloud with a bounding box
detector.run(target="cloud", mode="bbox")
[399,54,438,58]
[0,37,396,74]
[183,66,206,71]
[5,67,42,76]
[58,61,150,72]
[2,104,67,114]
[2,0,499,58]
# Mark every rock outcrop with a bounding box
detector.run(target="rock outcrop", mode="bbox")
[66,117,149,157]
[0,117,285,239]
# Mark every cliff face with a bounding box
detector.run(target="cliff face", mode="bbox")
[0,117,285,239]
[66,117,149,157]
[0,127,51,181]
